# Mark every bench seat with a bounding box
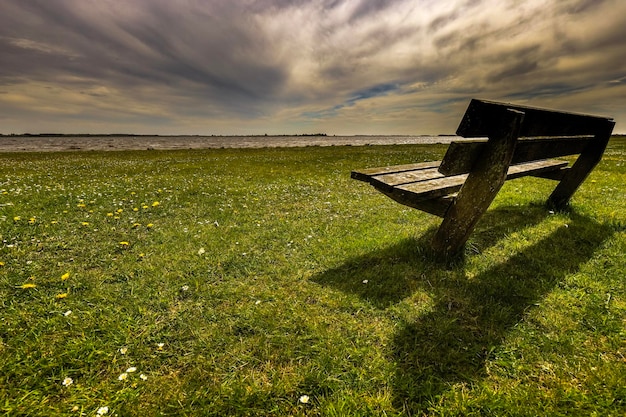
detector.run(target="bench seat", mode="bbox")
[353,158,568,200]
[352,159,569,217]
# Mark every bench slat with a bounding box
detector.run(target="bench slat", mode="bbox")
[369,167,444,192]
[389,159,568,203]
[457,99,614,137]
[438,136,592,176]
[351,161,440,182]
[394,173,468,202]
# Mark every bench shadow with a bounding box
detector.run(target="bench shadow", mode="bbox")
[311,206,614,413]
[313,204,551,309]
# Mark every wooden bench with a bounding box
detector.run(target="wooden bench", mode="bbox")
[352,99,615,256]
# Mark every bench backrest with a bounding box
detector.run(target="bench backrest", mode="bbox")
[439,99,615,176]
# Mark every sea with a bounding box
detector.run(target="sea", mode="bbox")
[0,135,462,153]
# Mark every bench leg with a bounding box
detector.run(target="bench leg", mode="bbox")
[432,109,524,256]
[547,121,614,209]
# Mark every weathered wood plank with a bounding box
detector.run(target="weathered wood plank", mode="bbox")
[432,108,524,256]
[457,99,614,138]
[438,136,592,176]
[392,173,468,201]
[547,119,615,208]
[513,136,592,162]
[506,159,569,179]
[369,167,444,192]
[388,159,568,202]
[437,139,485,176]
[351,161,440,182]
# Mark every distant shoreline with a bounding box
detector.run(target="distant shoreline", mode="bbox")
[0,134,460,153]
[2,134,622,153]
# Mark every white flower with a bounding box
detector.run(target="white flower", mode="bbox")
[140,373,148,381]
[62,377,73,387]
[181,285,189,291]
[362,280,369,284]
[157,342,165,350]
[299,395,310,404]
[126,367,137,373]
[118,372,128,381]
[96,406,109,415]
[63,310,72,316]
[119,347,128,355]
[197,247,205,255]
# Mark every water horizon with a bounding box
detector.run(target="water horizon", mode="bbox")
[0,134,463,153]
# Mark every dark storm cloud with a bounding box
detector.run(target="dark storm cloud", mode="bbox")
[0,0,289,114]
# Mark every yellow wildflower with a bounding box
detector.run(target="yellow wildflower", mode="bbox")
[146,223,154,229]
[106,212,114,217]
[77,203,86,208]
[56,293,69,299]
[61,272,70,280]
[20,283,37,289]
[13,216,21,221]
[0,261,4,267]
[151,201,160,207]
[81,222,90,226]
[119,241,130,247]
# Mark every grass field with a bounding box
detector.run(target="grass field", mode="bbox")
[1,138,625,416]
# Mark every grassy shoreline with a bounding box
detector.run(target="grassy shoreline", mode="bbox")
[1,139,625,416]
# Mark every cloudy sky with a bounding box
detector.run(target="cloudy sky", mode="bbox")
[1,0,625,135]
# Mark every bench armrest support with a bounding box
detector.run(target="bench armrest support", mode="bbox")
[547,119,615,208]
[432,108,525,255]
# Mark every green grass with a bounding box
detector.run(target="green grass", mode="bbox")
[1,138,625,416]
